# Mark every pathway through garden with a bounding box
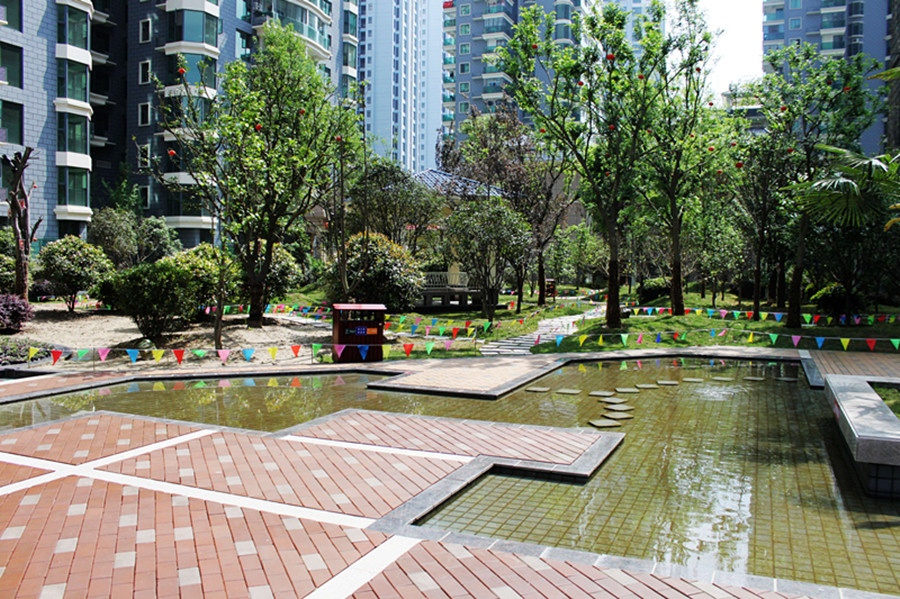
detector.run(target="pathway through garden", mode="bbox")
[479,303,606,355]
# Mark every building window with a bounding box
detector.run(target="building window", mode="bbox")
[0,43,22,88]
[168,11,218,46]
[138,144,151,169]
[238,31,253,62]
[342,42,357,67]
[57,113,89,154]
[789,0,801,8]
[459,81,470,93]
[459,101,469,115]
[1,100,23,145]
[460,42,470,54]
[58,167,89,207]
[343,10,358,35]
[139,60,152,85]
[167,54,215,86]
[138,102,152,126]
[139,19,152,43]
[0,0,22,31]
[848,2,863,16]
[140,186,151,209]
[460,23,470,36]
[459,3,470,16]
[459,62,470,74]
[57,60,89,103]
[57,5,89,50]
[789,17,801,30]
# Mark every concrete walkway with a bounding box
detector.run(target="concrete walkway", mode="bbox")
[478,305,606,356]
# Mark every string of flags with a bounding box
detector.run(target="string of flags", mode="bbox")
[634,306,900,326]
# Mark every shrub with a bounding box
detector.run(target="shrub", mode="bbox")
[107,259,196,340]
[169,243,240,314]
[87,208,138,268]
[326,232,424,312]
[0,294,33,332]
[0,254,15,294]
[0,337,51,365]
[811,282,867,319]
[27,279,56,303]
[135,217,182,264]
[38,237,115,311]
[0,227,15,256]
[638,277,670,304]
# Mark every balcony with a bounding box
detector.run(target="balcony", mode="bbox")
[764,11,785,22]
[483,24,512,37]
[443,19,456,30]
[442,113,455,122]
[821,17,846,31]
[443,93,455,104]
[443,74,456,84]
[443,56,455,65]
[821,0,846,7]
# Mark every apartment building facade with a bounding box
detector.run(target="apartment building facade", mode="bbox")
[762,0,890,151]
[0,0,357,248]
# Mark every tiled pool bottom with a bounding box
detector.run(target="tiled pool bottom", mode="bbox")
[420,361,900,596]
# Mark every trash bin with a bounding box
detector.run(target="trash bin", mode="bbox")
[332,303,387,363]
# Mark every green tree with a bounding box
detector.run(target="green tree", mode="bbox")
[749,42,881,327]
[135,217,183,264]
[107,260,196,341]
[88,208,138,268]
[445,199,530,320]
[500,1,670,328]
[154,22,358,335]
[1,149,42,299]
[565,222,608,287]
[38,236,114,312]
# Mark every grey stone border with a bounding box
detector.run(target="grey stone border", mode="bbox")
[825,374,900,466]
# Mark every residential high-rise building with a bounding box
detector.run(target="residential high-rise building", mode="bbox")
[357,0,441,171]
[0,0,356,248]
[762,0,890,152]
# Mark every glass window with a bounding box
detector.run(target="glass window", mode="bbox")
[138,144,151,168]
[168,54,215,87]
[555,3,572,20]
[1,100,23,145]
[57,113,89,154]
[343,10,358,35]
[57,6,89,49]
[459,102,469,115]
[460,42,470,54]
[789,17,801,30]
[139,60,151,85]
[342,42,357,67]
[138,102,151,126]
[238,31,253,62]
[554,23,572,39]
[459,4,470,16]
[789,0,801,8]
[459,81,469,93]
[57,60,89,102]
[168,10,218,46]
[58,167,89,206]
[459,62,470,74]
[139,19,151,43]
[0,43,22,88]
[848,2,863,16]
[460,23,470,36]
[140,186,151,209]
[0,0,21,31]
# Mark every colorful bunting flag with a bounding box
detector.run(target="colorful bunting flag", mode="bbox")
[891,339,899,350]
[98,348,111,362]
[761,312,769,321]
[439,326,446,336]
[710,329,716,337]
[452,327,459,339]
[425,342,435,355]
[383,345,391,359]
[803,314,812,324]
[841,338,850,350]
[173,349,185,365]
[620,361,628,370]
[620,333,628,346]
[27,347,39,360]
[410,325,418,334]
[768,334,778,345]
[637,333,643,344]
[403,343,414,357]
[816,337,825,348]
[483,321,491,332]
[217,349,231,364]
[748,332,754,343]
[556,335,564,347]
[191,349,207,358]
[151,350,164,363]
[579,335,587,347]
[76,349,90,359]
[774,313,783,322]
[241,349,255,362]
[599,335,603,345]
[444,340,452,350]
[334,345,345,359]
[268,347,278,361]
[359,345,368,360]
[535,335,541,345]
[791,335,801,347]
[655,333,661,343]
[866,339,877,351]
[126,349,139,363]
[425,326,432,336]
[291,345,301,357]
[51,350,62,365]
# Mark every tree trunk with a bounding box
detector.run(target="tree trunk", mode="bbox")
[752,253,762,321]
[537,251,546,306]
[669,215,685,316]
[700,278,706,299]
[606,226,622,329]
[786,213,810,328]
[776,261,787,310]
[711,278,717,309]
[247,278,266,328]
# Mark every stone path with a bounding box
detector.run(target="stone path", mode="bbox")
[479,305,606,356]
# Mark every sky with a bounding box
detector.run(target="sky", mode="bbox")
[695,0,763,100]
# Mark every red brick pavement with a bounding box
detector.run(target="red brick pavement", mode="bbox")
[0,462,49,487]
[102,431,462,519]
[297,411,602,464]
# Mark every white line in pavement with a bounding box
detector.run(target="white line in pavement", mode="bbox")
[285,436,473,462]
[302,535,421,599]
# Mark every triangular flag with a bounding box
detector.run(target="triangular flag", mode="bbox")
[334,345,345,358]
[77,349,90,359]
[483,321,491,332]
[637,333,643,344]
[710,329,716,337]
[791,335,801,347]
[51,350,63,365]
[126,349,139,363]
[774,313,783,322]
[718,328,728,337]
[431,318,438,326]
[866,339,876,351]
[291,345,301,357]
[268,347,278,361]
[425,342,435,355]
[27,347,39,360]
[655,332,662,343]
[410,325,418,335]
[444,340,452,350]
[813,315,821,324]
[311,344,322,358]
[556,335,564,347]
[465,320,472,328]
[802,314,812,324]
[403,343,414,357]
[748,332,754,343]
[153,382,165,391]
[720,310,727,318]
[241,348,255,362]
[439,326,446,336]
[98,348,111,362]
[746,311,754,320]
[840,338,850,351]
[151,349,165,363]
[173,349,185,365]
[816,337,825,348]
[761,312,769,321]
[620,361,628,370]
[359,345,368,360]
[732,311,740,319]
[598,335,603,345]
[452,327,459,339]
[673,332,679,340]
[707,309,715,317]
[891,339,899,350]
[290,377,301,387]
[384,322,391,330]
[267,378,278,387]
[425,326,432,336]
[579,335,587,347]
[768,334,778,345]
[414,317,422,325]
[191,349,207,358]
[218,349,231,364]
[383,345,392,359]
[399,315,407,324]
[620,334,628,346]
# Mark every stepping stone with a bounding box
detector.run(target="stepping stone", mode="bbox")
[743,376,766,382]
[635,383,659,389]
[682,378,705,383]
[603,412,634,420]
[712,376,735,382]
[555,389,581,395]
[657,380,679,386]
[526,387,550,393]
[589,419,622,428]
[615,387,640,394]
[776,377,798,382]
[589,391,615,397]
[605,404,634,412]
[599,397,628,404]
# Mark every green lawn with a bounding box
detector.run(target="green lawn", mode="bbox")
[873,384,900,419]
